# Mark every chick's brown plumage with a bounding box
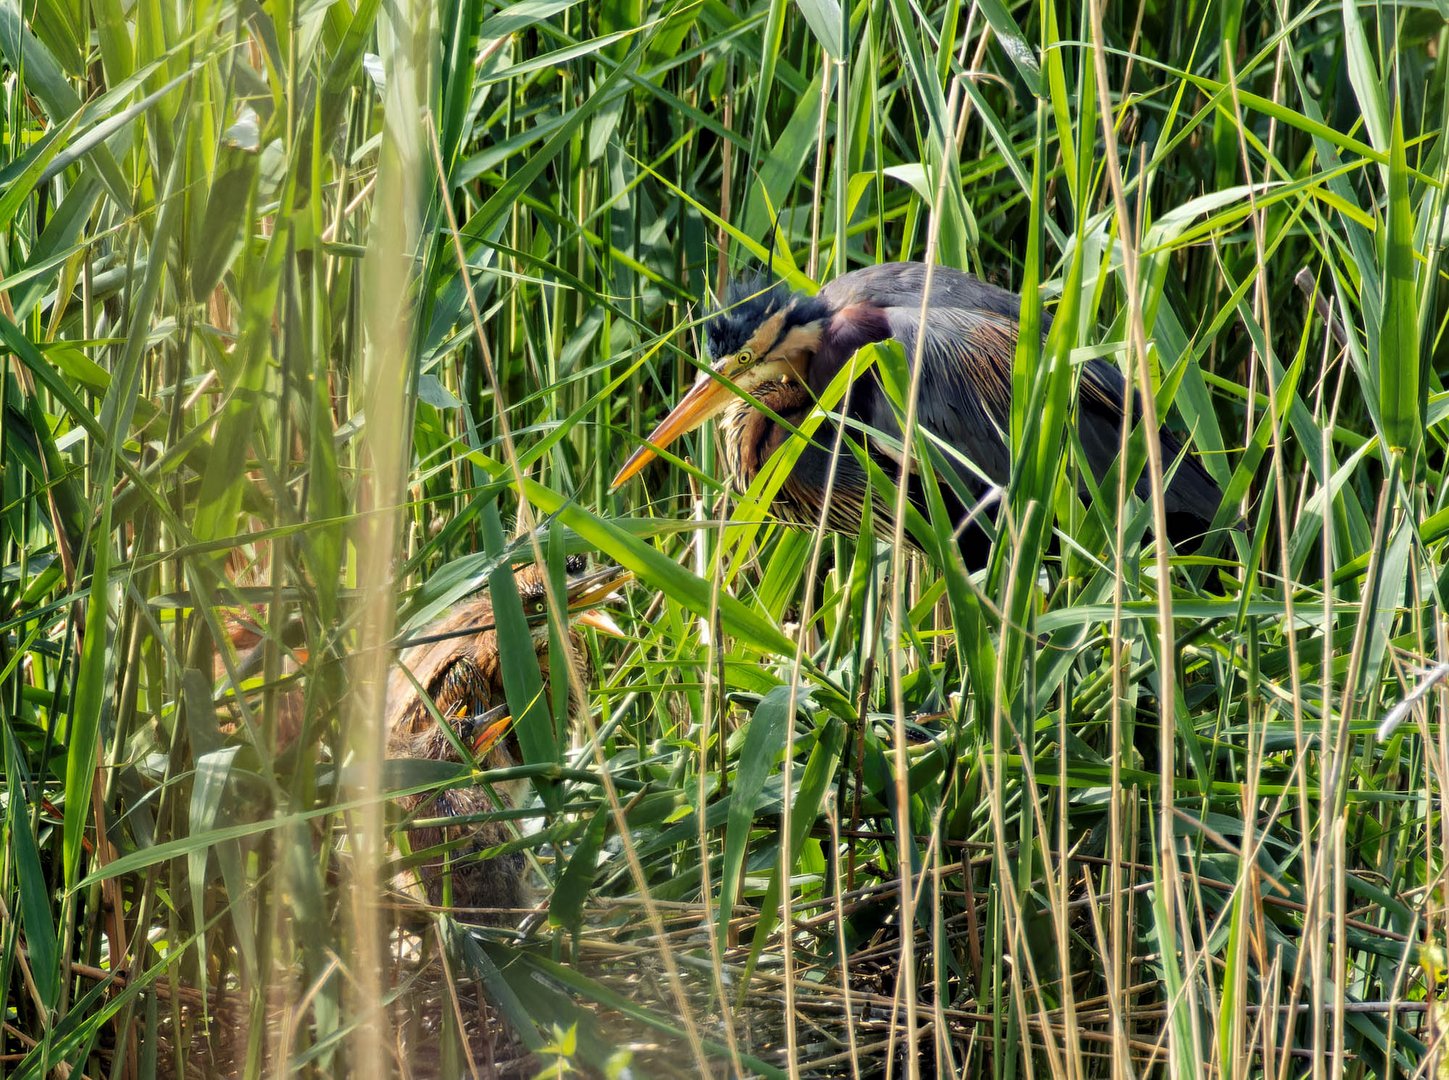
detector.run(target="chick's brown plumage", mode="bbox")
[384,565,591,919]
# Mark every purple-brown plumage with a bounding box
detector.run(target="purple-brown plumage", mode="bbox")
[612,262,1226,563]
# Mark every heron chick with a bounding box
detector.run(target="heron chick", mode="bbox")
[384,558,629,918]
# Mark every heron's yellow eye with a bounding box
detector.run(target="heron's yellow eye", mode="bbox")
[533,601,546,614]
[736,349,755,368]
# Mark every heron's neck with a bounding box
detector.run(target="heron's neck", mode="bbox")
[720,379,814,489]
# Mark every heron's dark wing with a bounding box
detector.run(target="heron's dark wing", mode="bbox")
[807,291,1019,495]
[872,315,1224,529]
[876,304,1018,488]
[812,263,1224,540]
[1074,358,1226,526]
[810,263,1027,493]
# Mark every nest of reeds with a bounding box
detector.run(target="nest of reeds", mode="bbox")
[537,879,1166,1077]
[147,922,531,1080]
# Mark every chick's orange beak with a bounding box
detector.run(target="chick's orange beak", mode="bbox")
[466,701,513,756]
[471,713,514,756]
[573,608,627,637]
[564,566,632,638]
[609,369,735,490]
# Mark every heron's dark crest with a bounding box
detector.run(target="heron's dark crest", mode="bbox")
[707,275,787,359]
[706,274,831,361]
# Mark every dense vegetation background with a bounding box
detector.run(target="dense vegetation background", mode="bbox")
[0,0,1446,1076]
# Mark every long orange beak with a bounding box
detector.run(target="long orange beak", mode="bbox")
[610,369,736,490]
